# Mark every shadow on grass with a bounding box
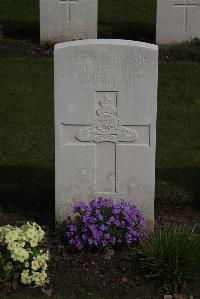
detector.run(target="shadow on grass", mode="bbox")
[1,20,155,43]
[0,165,54,226]
[99,21,155,43]
[1,21,39,41]
[0,165,199,226]
[156,167,200,208]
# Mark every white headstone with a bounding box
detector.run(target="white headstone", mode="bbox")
[156,0,200,44]
[40,0,97,43]
[55,40,158,228]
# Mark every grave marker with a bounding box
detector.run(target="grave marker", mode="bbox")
[40,0,97,43]
[55,40,158,228]
[157,0,200,44]
[174,0,199,33]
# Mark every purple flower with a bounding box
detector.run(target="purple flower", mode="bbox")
[65,198,146,250]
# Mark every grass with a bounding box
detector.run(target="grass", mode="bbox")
[0,57,53,166]
[137,225,200,292]
[0,56,199,224]
[0,0,39,39]
[160,38,200,62]
[0,57,54,224]
[0,0,199,224]
[98,0,156,41]
[0,0,156,42]
[156,60,200,207]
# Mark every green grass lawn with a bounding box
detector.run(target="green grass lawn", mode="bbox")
[0,0,156,41]
[157,60,200,207]
[0,0,39,39]
[0,57,54,224]
[99,0,156,41]
[0,0,199,220]
[0,56,199,224]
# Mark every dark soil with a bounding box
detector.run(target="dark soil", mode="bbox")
[50,246,158,298]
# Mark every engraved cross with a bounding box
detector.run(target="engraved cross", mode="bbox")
[174,0,199,32]
[59,0,78,22]
[61,92,150,195]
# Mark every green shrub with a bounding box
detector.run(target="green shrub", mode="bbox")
[137,224,200,293]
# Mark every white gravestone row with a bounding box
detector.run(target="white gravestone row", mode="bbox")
[54,40,158,228]
[40,0,97,43]
[40,0,200,45]
[157,0,200,44]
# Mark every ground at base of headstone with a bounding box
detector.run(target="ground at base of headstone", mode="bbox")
[0,248,199,299]
[1,38,200,62]
[0,38,53,57]
[0,204,199,299]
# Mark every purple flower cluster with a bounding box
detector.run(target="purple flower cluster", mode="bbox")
[65,197,146,250]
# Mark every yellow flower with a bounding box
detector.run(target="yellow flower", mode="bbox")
[21,269,32,285]
[26,228,35,239]
[11,246,29,263]
[0,222,48,287]
[31,270,47,286]
[30,239,39,247]
[31,259,40,271]
[5,231,16,243]
[25,262,29,268]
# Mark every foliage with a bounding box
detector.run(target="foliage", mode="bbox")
[0,222,49,287]
[137,225,200,293]
[65,197,146,250]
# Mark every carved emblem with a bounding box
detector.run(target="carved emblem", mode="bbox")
[75,94,137,143]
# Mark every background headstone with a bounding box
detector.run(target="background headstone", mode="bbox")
[55,40,158,228]
[157,0,200,44]
[40,0,97,43]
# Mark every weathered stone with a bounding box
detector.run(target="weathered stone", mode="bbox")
[54,40,158,228]
[40,0,97,43]
[156,0,200,44]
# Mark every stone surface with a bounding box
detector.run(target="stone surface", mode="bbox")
[40,0,97,43]
[54,40,158,228]
[157,0,200,44]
